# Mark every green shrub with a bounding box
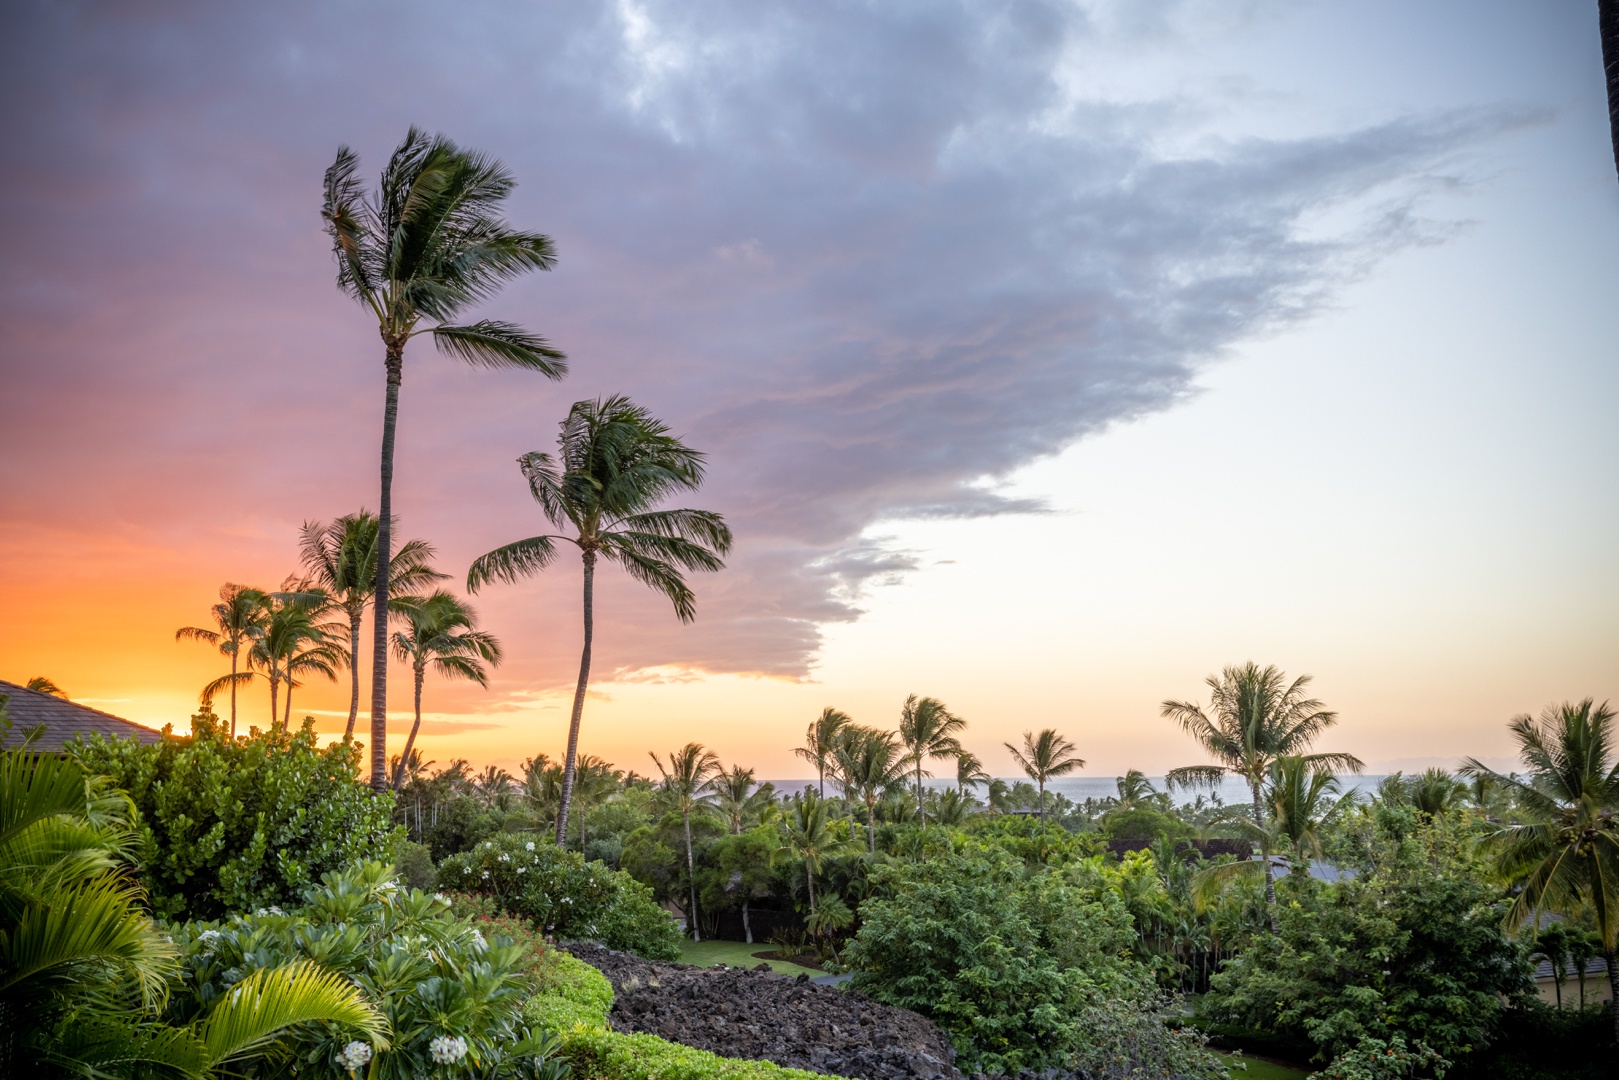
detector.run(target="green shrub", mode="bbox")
[393,838,436,891]
[841,847,1180,1074]
[524,949,616,1033]
[170,860,568,1079]
[68,710,399,920]
[438,833,683,960]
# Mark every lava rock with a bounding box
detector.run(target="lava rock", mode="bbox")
[559,942,961,1080]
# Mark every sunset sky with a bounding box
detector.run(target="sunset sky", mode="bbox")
[2,1,1615,780]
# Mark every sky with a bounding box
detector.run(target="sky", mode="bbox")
[1,0,1615,779]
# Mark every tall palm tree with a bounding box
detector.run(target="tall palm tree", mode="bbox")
[776,791,854,914]
[177,583,267,738]
[955,750,990,795]
[473,765,517,810]
[650,743,720,941]
[835,726,910,854]
[388,590,501,788]
[322,127,567,791]
[468,396,732,842]
[793,708,852,798]
[712,764,773,834]
[1005,728,1086,823]
[300,511,447,739]
[568,754,621,850]
[899,695,965,825]
[247,586,346,729]
[1162,662,1362,922]
[1462,699,1619,1039]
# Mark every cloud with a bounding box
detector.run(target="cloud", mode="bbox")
[0,0,1527,693]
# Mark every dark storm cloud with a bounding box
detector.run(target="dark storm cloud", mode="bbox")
[0,1,1522,687]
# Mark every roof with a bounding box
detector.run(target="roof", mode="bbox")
[0,679,166,752]
[1535,956,1609,981]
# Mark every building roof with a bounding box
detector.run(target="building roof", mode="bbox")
[1535,956,1609,981]
[0,679,166,752]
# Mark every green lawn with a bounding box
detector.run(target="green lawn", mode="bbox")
[1212,1050,1311,1079]
[677,939,824,978]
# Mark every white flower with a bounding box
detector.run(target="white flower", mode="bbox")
[471,930,487,948]
[525,841,536,851]
[198,929,223,946]
[481,870,490,879]
[434,892,450,904]
[517,866,526,874]
[498,853,511,863]
[253,906,284,918]
[429,1035,469,1064]
[336,1040,374,1070]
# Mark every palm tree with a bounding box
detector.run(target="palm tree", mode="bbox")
[387,590,500,789]
[246,586,346,729]
[1115,769,1160,811]
[177,583,267,737]
[468,396,732,842]
[1162,662,1362,923]
[834,726,909,854]
[793,708,852,797]
[1461,699,1619,1039]
[1005,728,1086,823]
[777,791,854,914]
[473,765,517,809]
[650,743,720,941]
[0,744,386,1075]
[899,695,965,825]
[23,677,65,697]
[569,754,621,850]
[712,765,774,834]
[321,127,567,791]
[300,511,447,740]
[955,750,990,795]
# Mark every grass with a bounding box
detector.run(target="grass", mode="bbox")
[677,939,824,979]
[1212,1050,1312,1079]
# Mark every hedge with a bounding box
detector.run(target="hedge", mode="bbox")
[527,951,839,1080]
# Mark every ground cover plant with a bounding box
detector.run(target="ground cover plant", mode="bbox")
[68,710,398,920]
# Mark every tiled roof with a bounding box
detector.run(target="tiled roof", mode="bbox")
[1535,956,1609,981]
[0,679,166,752]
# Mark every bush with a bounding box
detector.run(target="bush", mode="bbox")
[68,710,399,920]
[394,838,436,891]
[170,860,568,1079]
[1447,1002,1616,1080]
[841,847,1203,1074]
[438,832,683,960]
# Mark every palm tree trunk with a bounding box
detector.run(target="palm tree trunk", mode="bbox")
[1252,781,1278,933]
[1605,949,1619,1042]
[866,797,878,855]
[228,646,239,739]
[684,809,701,942]
[393,664,426,789]
[805,862,816,914]
[344,606,362,740]
[268,673,280,729]
[916,759,926,826]
[742,897,752,944]
[369,346,403,792]
[1601,0,1619,181]
[283,678,293,727]
[556,547,595,843]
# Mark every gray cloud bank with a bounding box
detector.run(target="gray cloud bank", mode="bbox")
[0,1,1522,689]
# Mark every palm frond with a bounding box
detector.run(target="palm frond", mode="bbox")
[431,320,567,376]
[466,535,562,592]
[196,959,388,1065]
[611,549,697,622]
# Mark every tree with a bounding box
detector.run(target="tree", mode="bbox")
[1600,0,1619,181]
[468,396,732,841]
[176,583,266,738]
[1163,662,1362,927]
[1004,728,1086,823]
[650,743,720,941]
[835,726,909,854]
[1461,698,1619,1040]
[248,586,346,729]
[712,764,773,835]
[900,695,965,825]
[321,127,567,790]
[793,707,851,798]
[777,791,854,914]
[299,511,446,739]
[569,754,621,850]
[23,677,65,697]
[387,590,501,789]
[0,734,385,1075]
[956,750,990,795]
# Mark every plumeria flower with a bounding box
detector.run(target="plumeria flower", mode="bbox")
[525,841,536,851]
[434,892,450,904]
[336,1040,374,1070]
[429,1035,469,1064]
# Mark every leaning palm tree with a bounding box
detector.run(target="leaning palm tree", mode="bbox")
[322,127,567,790]
[1005,728,1087,823]
[793,708,852,797]
[1462,699,1619,1039]
[899,695,965,826]
[1162,662,1362,923]
[388,590,502,788]
[835,726,910,854]
[24,677,65,697]
[243,590,342,729]
[955,750,990,795]
[650,743,720,941]
[177,583,267,737]
[300,511,447,739]
[468,396,733,842]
